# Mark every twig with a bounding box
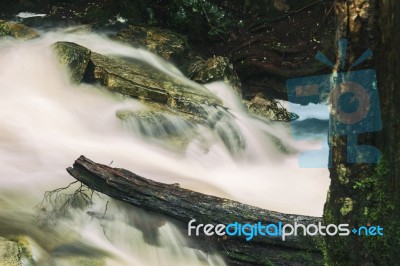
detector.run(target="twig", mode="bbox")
[101,201,111,241]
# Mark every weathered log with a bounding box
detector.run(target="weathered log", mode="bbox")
[67,156,323,266]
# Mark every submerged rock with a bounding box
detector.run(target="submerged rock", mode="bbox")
[52,41,91,83]
[0,20,39,40]
[244,94,298,122]
[214,118,246,154]
[50,257,106,266]
[113,25,186,61]
[116,104,246,154]
[116,107,197,151]
[116,99,213,151]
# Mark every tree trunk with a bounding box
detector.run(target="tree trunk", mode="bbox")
[324,0,400,265]
[67,156,323,266]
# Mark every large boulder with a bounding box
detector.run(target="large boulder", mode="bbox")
[113,25,186,61]
[52,41,91,83]
[52,41,221,118]
[85,52,221,117]
[0,20,39,40]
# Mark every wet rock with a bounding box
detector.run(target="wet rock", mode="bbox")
[190,56,228,82]
[215,118,246,154]
[52,42,249,154]
[116,107,197,151]
[52,42,91,83]
[244,94,298,122]
[186,56,205,79]
[116,99,208,151]
[13,236,33,264]
[115,100,247,154]
[0,237,20,266]
[189,56,242,96]
[52,41,221,118]
[0,20,39,40]
[85,51,222,117]
[113,25,187,61]
[116,101,204,125]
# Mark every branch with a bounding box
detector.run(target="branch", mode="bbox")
[67,156,323,266]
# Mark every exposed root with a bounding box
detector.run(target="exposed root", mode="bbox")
[35,181,99,227]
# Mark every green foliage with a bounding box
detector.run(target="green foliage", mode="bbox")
[165,0,233,36]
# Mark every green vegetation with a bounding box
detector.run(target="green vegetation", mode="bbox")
[324,159,399,265]
[351,159,398,264]
[165,0,232,36]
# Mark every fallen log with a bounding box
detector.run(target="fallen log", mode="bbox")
[67,156,324,266]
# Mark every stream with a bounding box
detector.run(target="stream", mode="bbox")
[0,27,330,265]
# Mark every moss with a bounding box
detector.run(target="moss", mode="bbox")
[351,159,398,264]
[323,158,399,265]
[0,238,20,266]
[352,159,393,221]
[0,20,39,40]
[339,198,353,216]
[52,42,91,83]
[14,236,34,264]
[228,249,323,266]
[337,164,349,185]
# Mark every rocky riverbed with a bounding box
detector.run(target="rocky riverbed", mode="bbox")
[0,4,332,264]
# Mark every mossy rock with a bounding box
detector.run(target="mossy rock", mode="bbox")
[52,41,222,118]
[244,94,298,122]
[85,50,222,117]
[190,56,242,96]
[52,42,91,83]
[113,25,187,61]
[0,20,39,40]
[0,237,20,266]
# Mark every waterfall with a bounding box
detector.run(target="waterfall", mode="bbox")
[0,28,329,265]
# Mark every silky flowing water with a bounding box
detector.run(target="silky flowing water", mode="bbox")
[0,27,330,265]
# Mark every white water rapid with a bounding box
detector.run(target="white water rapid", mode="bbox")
[0,27,330,266]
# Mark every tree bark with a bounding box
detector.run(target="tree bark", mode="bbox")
[67,155,323,266]
[324,0,400,265]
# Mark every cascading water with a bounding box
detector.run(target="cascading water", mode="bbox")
[0,27,330,265]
